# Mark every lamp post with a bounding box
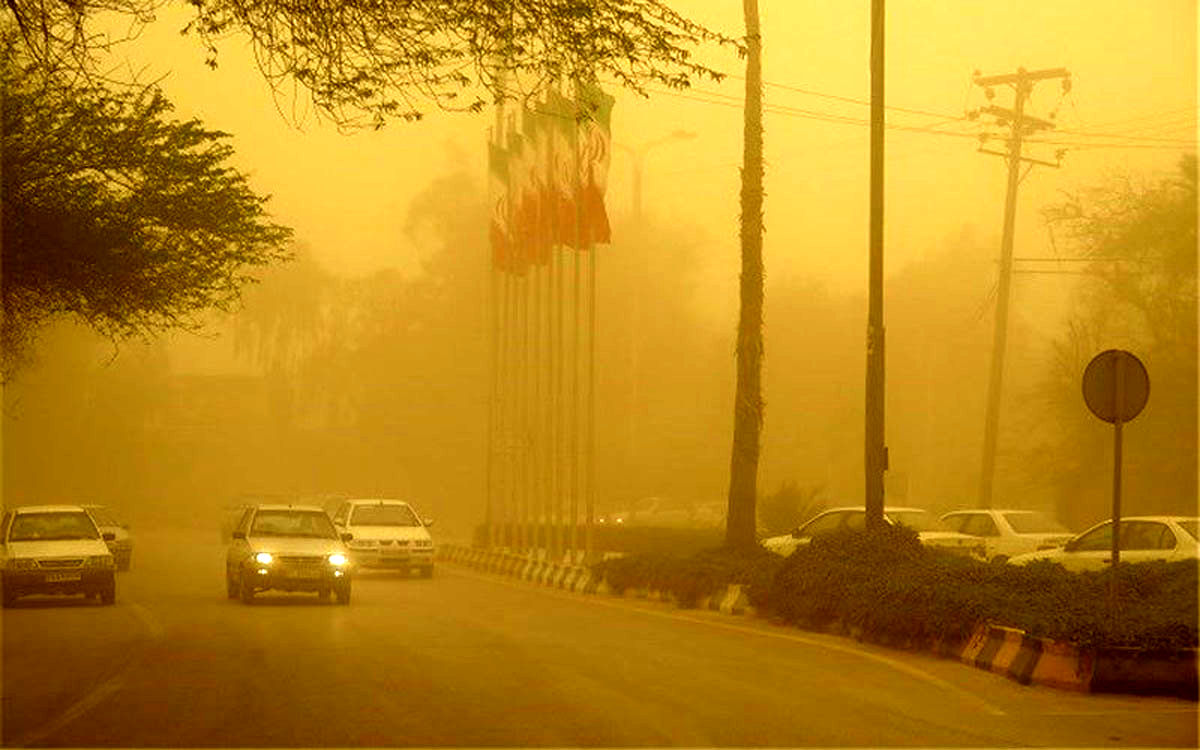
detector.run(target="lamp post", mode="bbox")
[611,129,696,503]
[614,130,697,221]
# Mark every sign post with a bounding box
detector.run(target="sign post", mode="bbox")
[1082,349,1149,610]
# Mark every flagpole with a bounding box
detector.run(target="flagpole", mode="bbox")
[501,270,513,549]
[586,239,596,565]
[553,233,565,560]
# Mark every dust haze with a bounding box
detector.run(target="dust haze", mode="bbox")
[2,0,1196,540]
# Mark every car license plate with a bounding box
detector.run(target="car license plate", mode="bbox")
[289,569,320,580]
[46,572,82,582]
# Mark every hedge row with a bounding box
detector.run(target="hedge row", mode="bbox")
[590,525,1199,652]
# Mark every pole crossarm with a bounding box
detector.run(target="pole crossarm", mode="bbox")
[978,105,1057,132]
[976,148,1062,167]
[974,67,1070,87]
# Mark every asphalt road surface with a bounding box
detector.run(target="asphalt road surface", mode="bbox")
[3,526,1197,747]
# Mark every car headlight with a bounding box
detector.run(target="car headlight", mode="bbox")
[327,553,348,566]
[8,558,38,570]
[254,552,274,565]
[85,555,115,569]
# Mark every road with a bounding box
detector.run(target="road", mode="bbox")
[3,526,1196,747]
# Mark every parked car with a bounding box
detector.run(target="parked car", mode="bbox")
[1,504,117,607]
[938,508,1074,564]
[225,504,353,604]
[1009,516,1200,572]
[598,497,724,529]
[83,505,134,571]
[330,499,436,577]
[761,506,985,559]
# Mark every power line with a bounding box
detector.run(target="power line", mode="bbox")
[644,85,981,139]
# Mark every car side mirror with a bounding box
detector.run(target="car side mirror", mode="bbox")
[423,518,435,528]
[791,528,802,539]
[102,531,116,542]
[1063,539,1077,552]
[340,532,353,542]
[232,531,246,540]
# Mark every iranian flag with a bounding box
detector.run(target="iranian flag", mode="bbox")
[505,129,532,274]
[488,138,513,272]
[544,88,579,247]
[575,81,615,247]
[521,103,554,266]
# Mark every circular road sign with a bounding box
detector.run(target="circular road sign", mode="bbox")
[1082,349,1150,424]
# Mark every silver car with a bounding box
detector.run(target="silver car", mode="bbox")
[83,505,134,571]
[225,504,353,604]
[761,506,985,559]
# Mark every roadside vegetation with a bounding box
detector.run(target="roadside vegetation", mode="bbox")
[590,526,1198,652]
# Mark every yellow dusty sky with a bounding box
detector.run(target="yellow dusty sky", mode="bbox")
[113,0,1195,326]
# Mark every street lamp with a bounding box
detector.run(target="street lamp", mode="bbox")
[614,130,697,221]
[611,130,696,491]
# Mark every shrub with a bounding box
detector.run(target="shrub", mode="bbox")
[588,529,1198,653]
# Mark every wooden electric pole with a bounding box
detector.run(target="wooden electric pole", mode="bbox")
[865,0,886,528]
[974,66,1069,509]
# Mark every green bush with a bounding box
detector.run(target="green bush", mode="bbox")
[770,527,1198,651]
[592,546,782,608]
[591,526,1198,652]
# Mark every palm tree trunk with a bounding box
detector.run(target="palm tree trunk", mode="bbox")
[725,0,764,550]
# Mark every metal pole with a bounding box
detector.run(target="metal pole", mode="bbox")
[586,243,596,565]
[1109,355,1125,609]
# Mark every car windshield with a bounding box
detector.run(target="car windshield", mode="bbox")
[9,511,100,541]
[87,507,119,526]
[1178,520,1198,541]
[250,510,337,538]
[1003,511,1071,534]
[350,504,420,527]
[885,510,942,533]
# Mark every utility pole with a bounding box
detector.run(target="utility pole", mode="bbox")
[974,66,1069,509]
[864,0,886,529]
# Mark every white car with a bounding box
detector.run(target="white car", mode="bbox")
[331,499,436,577]
[1,505,118,607]
[761,506,985,559]
[1009,516,1200,572]
[939,508,1074,564]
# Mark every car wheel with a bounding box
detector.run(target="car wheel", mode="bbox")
[239,571,256,604]
[118,554,131,572]
[335,583,351,605]
[990,555,1010,566]
[2,589,15,608]
[226,570,239,599]
[420,566,434,578]
[317,588,331,602]
[99,577,116,606]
